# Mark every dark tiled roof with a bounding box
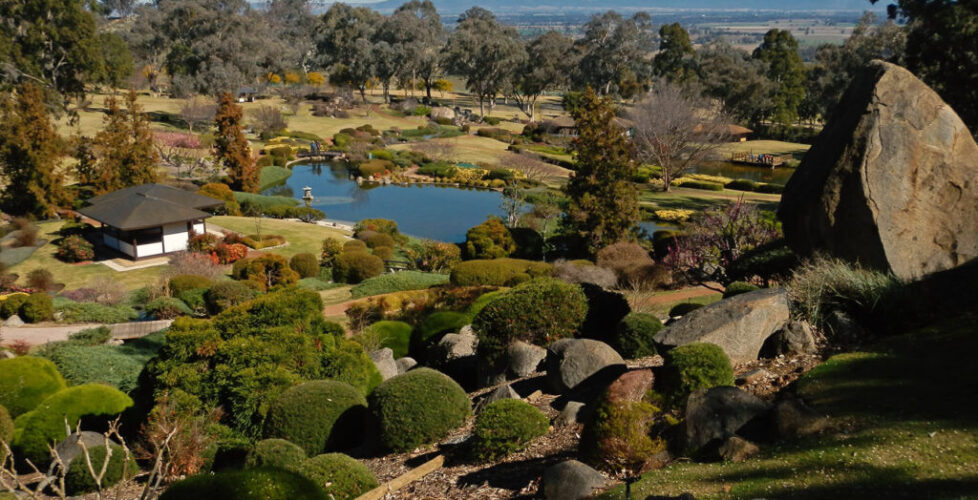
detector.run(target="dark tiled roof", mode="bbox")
[79,184,222,231]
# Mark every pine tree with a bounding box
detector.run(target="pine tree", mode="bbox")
[563,87,639,255]
[215,92,258,193]
[87,89,159,194]
[0,83,72,218]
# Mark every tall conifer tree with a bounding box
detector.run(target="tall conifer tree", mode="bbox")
[215,92,258,193]
[87,89,158,194]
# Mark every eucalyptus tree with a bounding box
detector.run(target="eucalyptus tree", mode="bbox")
[696,40,775,126]
[445,7,526,117]
[575,11,655,97]
[508,31,576,122]
[317,2,382,102]
[380,1,444,100]
[265,0,318,72]
[652,23,697,84]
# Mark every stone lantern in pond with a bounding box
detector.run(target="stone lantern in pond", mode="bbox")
[302,186,314,207]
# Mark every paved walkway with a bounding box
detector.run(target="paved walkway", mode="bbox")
[1,319,173,346]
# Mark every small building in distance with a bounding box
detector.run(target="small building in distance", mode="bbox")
[726,124,754,142]
[78,184,222,259]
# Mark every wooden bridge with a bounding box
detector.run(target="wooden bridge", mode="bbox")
[384,259,413,273]
[731,152,786,167]
[297,151,346,161]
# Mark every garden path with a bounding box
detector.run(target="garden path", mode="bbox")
[0,319,173,346]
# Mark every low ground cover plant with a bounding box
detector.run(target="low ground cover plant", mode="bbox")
[350,271,449,298]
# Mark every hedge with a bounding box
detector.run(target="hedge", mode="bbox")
[64,444,137,495]
[245,439,306,470]
[159,468,327,500]
[450,258,552,287]
[471,399,549,461]
[0,356,67,417]
[13,384,134,466]
[350,271,449,298]
[368,368,471,452]
[263,380,368,456]
[295,454,377,500]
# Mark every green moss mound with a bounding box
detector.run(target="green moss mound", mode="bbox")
[246,439,306,469]
[295,453,378,500]
[64,444,138,495]
[368,368,471,452]
[159,467,327,500]
[411,311,472,360]
[364,321,412,358]
[263,380,367,456]
[0,356,67,417]
[722,281,761,298]
[612,313,663,359]
[13,384,133,466]
[471,399,549,461]
[0,405,13,444]
[473,278,588,368]
[450,258,552,287]
[661,343,734,406]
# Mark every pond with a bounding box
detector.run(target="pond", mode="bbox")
[692,161,795,185]
[267,163,508,243]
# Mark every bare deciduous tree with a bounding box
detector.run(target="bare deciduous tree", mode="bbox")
[629,82,731,191]
[179,97,216,134]
[249,105,288,137]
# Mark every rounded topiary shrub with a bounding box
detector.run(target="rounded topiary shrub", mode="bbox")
[661,343,734,405]
[0,405,13,444]
[361,232,395,250]
[0,356,67,417]
[169,275,213,296]
[471,399,549,461]
[449,258,552,287]
[580,397,668,474]
[372,245,394,261]
[612,313,663,359]
[668,302,703,317]
[332,252,384,284]
[246,439,307,470]
[263,380,367,456]
[722,281,761,298]
[289,253,320,279]
[0,294,28,319]
[473,278,588,369]
[295,453,378,500]
[362,320,412,358]
[342,239,367,252]
[20,293,53,323]
[159,467,327,500]
[368,368,471,452]
[204,281,256,314]
[64,444,137,495]
[55,235,95,262]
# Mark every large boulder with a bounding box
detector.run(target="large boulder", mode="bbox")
[542,460,610,500]
[763,320,817,357]
[685,386,772,455]
[506,341,547,379]
[545,339,625,394]
[429,106,455,121]
[370,348,399,381]
[778,60,978,280]
[53,432,116,472]
[654,288,790,365]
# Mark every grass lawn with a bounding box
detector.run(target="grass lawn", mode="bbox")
[640,186,782,213]
[638,289,723,317]
[715,140,811,161]
[258,166,292,191]
[8,221,164,292]
[208,216,350,258]
[599,314,978,499]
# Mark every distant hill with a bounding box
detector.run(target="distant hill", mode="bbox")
[361,0,884,14]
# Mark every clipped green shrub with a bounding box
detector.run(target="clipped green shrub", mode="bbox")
[368,368,471,452]
[64,444,137,495]
[289,253,320,279]
[612,313,663,359]
[343,239,368,252]
[350,271,449,298]
[411,311,472,360]
[465,290,508,316]
[159,467,327,500]
[473,279,588,368]
[263,380,368,456]
[668,302,704,317]
[363,321,412,358]
[464,217,516,260]
[20,293,53,323]
[360,232,395,249]
[145,297,193,319]
[450,258,552,287]
[246,439,306,470]
[372,245,394,260]
[209,437,253,472]
[332,252,384,284]
[580,396,668,473]
[295,453,377,500]
[13,384,134,466]
[204,281,256,314]
[0,356,67,417]
[471,399,549,461]
[235,254,300,291]
[0,405,13,444]
[0,294,28,319]
[661,343,734,405]
[723,281,760,298]
[68,326,113,345]
[169,275,213,296]
[57,302,138,323]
